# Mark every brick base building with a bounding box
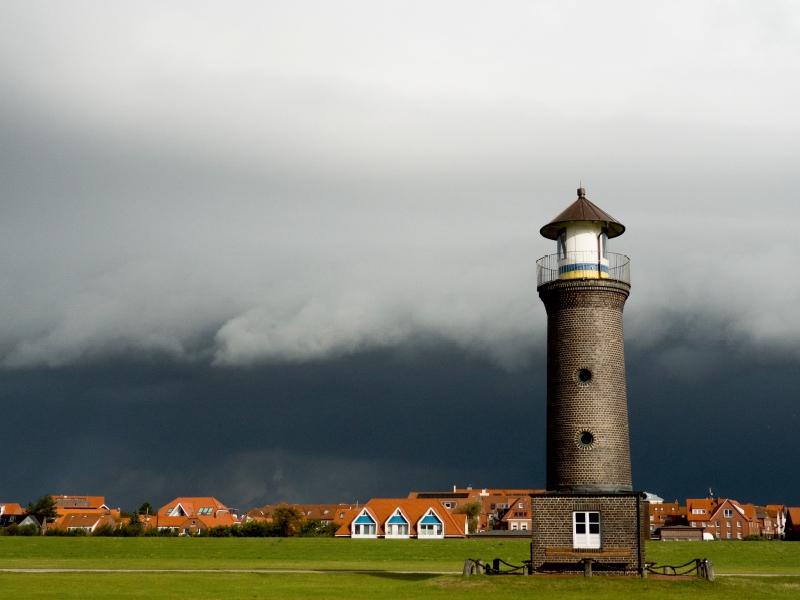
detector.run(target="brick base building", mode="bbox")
[529,492,648,575]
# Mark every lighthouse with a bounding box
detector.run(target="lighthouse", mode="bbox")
[529,188,647,576]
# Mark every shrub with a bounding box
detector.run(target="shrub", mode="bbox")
[206,526,232,537]
[453,502,481,534]
[45,527,89,536]
[0,524,40,536]
[743,534,767,541]
[118,524,145,537]
[272,505,304,537]
[92,524,115,537]
[300,519,339,537]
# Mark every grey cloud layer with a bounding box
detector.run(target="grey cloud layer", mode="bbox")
[0,1,798,369]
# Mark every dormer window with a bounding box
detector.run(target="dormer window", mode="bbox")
[386,509,410,537]
[419,510,443,537]
[353,511,377,537]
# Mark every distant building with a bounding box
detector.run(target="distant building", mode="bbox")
[335,498,467,539]
[50,510,118,533]
[686,497,760,540]
[785,507,800,541]
[765,505,788,539]
[408,488,541,532]
[52,495,109,511]
[248,503,358,525]
[152,497,239,534]
[648,502,686,537]
[0,503,24,516]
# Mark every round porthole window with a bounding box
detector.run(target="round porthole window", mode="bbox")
[579,431,594,448]
[577,369,592,383]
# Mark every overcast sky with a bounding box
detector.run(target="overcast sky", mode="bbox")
[1,1,798,510]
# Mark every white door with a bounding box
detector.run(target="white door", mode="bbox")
[573,511,601,548]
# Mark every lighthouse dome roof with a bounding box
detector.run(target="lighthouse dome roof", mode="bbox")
[540,189,625,240]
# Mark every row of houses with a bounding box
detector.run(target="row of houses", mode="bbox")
[0,496,240,535]
[4,488,800,541]
[648,492,793,541]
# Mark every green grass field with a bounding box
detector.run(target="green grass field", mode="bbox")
[1,538,799,598]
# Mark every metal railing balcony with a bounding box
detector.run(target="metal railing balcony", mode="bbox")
[536,251,630,287]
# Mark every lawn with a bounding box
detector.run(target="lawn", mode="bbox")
[1,538,799,599]
[0,572,799,599]
[1,538,799,574]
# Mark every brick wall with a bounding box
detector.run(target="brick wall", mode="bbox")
[529,493,648,575]
[538,278,632,492]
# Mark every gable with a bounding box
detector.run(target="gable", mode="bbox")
[420,513,442,524]
[354,513,376,525]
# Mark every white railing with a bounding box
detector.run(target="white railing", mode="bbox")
[536,251,630,287]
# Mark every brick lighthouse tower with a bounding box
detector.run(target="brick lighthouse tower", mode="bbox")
[529,188,647,576]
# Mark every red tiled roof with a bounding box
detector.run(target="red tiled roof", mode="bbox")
[765,505,785,519]
[686,498,720,523]
[0,503,24,516]
[51,510,117,531]
[336,499,466,537]
[158,497,231,518]
[786,507,800,530]
[52,495,107,510]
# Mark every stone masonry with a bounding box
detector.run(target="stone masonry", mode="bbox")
[529,493,649,575]
[538,278,632,493]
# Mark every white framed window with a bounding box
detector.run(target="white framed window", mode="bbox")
[702,522,707,527]
[511,523,518,531]
[418,510,444,538]
[737,521,741,528]
[385,509,410,538]
[352,510,377,538]
[522,524,527,531]
[691,508,706,515]
[518,503,524,509]
[691,522,696,527]
[724,509,732,518]
[419,523,443,536]
[716,532,720,539]
[727,532,732,539]
[573,512,600,549]
[738,532,742,539]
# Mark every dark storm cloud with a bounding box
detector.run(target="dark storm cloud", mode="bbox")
[0,2,798,508]
[1,323,798,509]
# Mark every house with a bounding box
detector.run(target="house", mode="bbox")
[687,498,760,540]
[0,503,24,516]
[497,496,532,532]
[648,502,686,537]
[335,499,467,539]
[755,506,778,539]
[785,507,800,541]
[407,488,542,514]
[476,494,532,532]
[52,495,109,511]
[765,505,787,540]
[153,497,239,534]
[686,497,720,533]
[252,503,358,525]
[50,510,117,533]
[0,513,47,530]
